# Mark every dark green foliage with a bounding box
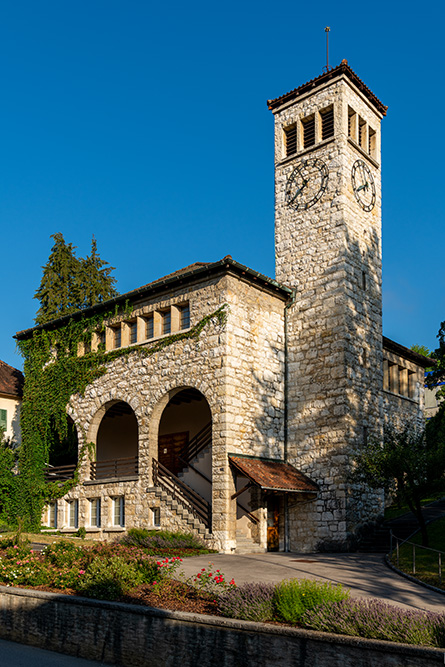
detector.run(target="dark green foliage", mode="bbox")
[76,557,143,600]
[273,579,349,624]
[0,428,20,524]
[427,321,445,399]
[34,233,118,325]
[352,423,445,546]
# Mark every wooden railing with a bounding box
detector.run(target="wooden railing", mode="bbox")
[152,458,211,530]
[90,456,138,481]
[44,464,77,482]
[179,422,211,467]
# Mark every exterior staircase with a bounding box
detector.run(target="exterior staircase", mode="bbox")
[152,486,212,540]
[235,528,265,555]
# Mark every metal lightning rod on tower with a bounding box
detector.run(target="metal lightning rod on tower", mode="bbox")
[324,27,330,72]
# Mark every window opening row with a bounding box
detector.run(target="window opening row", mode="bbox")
[284,105,334,157]
[383,360,416,400]
[47,497,126,529]
[348,107,376,159]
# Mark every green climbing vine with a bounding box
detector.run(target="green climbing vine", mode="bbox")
[14,303,229,530]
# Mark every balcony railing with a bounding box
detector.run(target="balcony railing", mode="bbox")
[90,456,138,481]
[44,463,77,482]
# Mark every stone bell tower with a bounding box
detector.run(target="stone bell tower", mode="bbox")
[268,61,387,551]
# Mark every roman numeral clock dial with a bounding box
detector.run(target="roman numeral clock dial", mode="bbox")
[285,157,329,211]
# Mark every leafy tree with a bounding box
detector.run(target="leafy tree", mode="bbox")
[34,233,118,325]
[0,427,20,526]
[352,422,445,546]
[427,321,445,399]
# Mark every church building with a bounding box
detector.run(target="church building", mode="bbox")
[16,61,430,553]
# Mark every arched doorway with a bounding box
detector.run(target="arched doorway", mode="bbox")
[94,401,138,479]
[157,388,212,501]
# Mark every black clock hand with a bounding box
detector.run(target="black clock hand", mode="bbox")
[294,179,308,197]
[357,182,368,192]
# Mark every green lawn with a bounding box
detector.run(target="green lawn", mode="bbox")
[391,517,445,590]
[384,491,445,521]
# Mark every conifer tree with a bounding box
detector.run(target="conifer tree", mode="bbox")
[34,233,118,324]
[78,236,118,309]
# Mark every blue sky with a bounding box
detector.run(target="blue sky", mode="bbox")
[1,1,444,369]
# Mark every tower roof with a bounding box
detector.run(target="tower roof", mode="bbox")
[267,60,387,116]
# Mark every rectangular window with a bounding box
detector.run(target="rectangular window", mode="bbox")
[99,330,106,347]
[113,497,125,527]
[162,310,171,335]
[302,115,315,148]
[84,339,91,355]
[408,371,416,399]
[320,106,334,140]
[48,501,57,528]
[146,314,154,339]
[113,326,121,349]
[358,117,366,150]
[179,303,190,330]
[129,321,137,344]
[90,498,101,527]
[348,107,357,142]
[284,124,297,157]
[368,127,376,158]
[152,507,160,527]
[68,500,79,529]
[0,409,7,432]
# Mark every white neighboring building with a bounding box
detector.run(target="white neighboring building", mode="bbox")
[0,360,23,444]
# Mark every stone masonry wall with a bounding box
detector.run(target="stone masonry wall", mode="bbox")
[60,272,285,552]
[273,74,385,551]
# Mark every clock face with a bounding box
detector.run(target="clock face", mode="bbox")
[285,157,329,211]
[351,159,376,212]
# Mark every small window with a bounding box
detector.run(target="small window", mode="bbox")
[368,127,376,158]
[408,371,416,399]
[113,497,125,527]
[152,507,160,527]
[348,107,357,142]
[284,124,297,157]
[302,115,315,148]
[90,498,101,527]
[84,339,91,355]
[146,314,154,340]
[358,117,366,150]
[129,321,137,344]
[179,303,190,330]
[99,330,106,347]
[68,500,79,529]
[48,501,57,528]
[0,409,7,432]
[162,310,171,335]
[320,106,334,140]
[113,326,121,349]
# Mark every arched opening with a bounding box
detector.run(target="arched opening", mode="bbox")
[157,388,212,501]
[93,401,138,480]
[44,415,79,482]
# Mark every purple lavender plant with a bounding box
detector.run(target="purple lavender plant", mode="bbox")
[218,582,275,622]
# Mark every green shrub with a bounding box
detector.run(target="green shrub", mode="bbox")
[44,540,83,567]
[76,556,142,600]
[121,528,209,552]
[273,579,349,624]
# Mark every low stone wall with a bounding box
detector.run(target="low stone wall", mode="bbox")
[0,586,443,666]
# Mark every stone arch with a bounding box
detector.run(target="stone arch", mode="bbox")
[150,386,213,501]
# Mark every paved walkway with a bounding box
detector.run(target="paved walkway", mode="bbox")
[178,552,445,614]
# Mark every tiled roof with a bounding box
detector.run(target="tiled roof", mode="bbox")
[267,60,387,116]
[0,360,24,398]
[383,336,435,369]
[229,455,319,494]
[15,257,292,340]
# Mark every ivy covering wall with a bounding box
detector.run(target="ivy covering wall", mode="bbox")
[12,304,228,529]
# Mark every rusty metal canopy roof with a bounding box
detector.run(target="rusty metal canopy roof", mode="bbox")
[229,454,319,494]
[267,60,387,117]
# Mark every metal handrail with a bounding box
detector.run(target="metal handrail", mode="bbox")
[179,422,211,465]
[44,463,77,482]
[389,530,444,586]
[153,458,211,529]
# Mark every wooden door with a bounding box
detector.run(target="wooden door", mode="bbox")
[267,497,280,551]
[158,431,188,476]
